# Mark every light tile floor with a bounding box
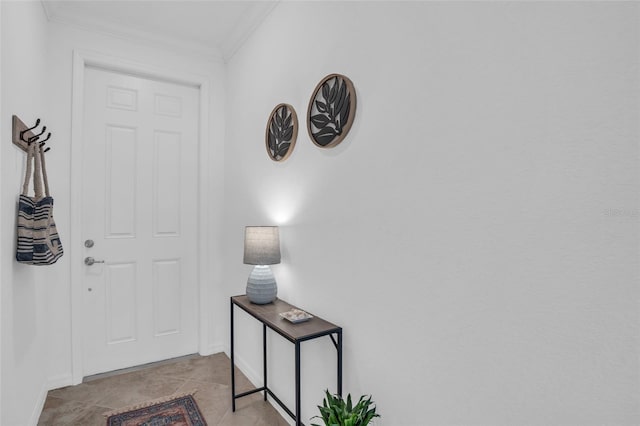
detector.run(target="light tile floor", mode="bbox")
[38,353,290,426]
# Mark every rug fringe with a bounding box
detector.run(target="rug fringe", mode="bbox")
[103,390,199,418]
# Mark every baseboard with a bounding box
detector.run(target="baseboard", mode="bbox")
[47,373,73,391]
[232,352,295,426]
[231,353,261,387]
[201,343,225,356]
[29,381,49,426]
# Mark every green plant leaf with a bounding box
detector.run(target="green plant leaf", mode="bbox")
[313,390,379,426]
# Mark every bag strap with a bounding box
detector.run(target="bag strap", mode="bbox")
[21,142,46,199]
[33,142,44,199]
[21,143,34,196]
[38,142,50,197]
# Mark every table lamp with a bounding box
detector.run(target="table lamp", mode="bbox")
[243,226,281,304]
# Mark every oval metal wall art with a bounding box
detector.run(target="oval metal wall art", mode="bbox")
[307,74,357,148]
[266,103,298,162]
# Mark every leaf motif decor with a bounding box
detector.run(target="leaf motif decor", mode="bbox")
[307,74,357,148]
[266,103,298,161]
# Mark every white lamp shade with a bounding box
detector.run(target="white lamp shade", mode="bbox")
[243,226,281,265]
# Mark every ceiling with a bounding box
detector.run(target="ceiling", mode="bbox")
[41,0,279,62]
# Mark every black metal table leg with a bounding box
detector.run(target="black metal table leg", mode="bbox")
[295,341,301,426]
[230,299,236,412]
[230,296,340,426]
[337,331,343,397]
[263,324,268,401]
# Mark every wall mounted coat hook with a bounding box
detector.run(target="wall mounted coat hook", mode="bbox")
[27,126,51,145]
[25,126,47,144]
[35,132,51,145]
[19,118,40,140]
[39,136,52,152]
[12,115,51,152]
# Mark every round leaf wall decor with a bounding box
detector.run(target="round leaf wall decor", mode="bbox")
[266,103,298,161]
[307,74,357,148]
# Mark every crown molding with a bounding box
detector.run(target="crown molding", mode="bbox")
[220,1,279,63]
[40,0,224,62]
[40,0,56,21]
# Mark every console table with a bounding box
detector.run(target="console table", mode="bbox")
[230,295,342,426]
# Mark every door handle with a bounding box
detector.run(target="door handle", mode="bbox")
[84,256,105,266]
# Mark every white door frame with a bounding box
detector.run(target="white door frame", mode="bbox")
[70,49,210,384]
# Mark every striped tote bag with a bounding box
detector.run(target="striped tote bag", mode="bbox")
[16,141,63,265]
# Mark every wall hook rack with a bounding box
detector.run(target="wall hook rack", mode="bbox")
[12,115,52,152]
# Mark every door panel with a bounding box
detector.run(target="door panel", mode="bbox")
[153,131,182,236]
[106,262,137,344]
[105,125,137,237]
[82,67,199,376]
[152,259,181,336]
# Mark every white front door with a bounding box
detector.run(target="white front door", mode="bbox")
[81,67,200,376]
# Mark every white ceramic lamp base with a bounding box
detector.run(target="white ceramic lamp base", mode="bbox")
[246,265,277,304]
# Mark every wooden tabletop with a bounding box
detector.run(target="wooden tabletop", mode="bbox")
[231,295,341,342]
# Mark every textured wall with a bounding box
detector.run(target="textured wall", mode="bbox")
[224,2,639,425]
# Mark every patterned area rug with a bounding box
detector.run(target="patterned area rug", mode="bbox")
[105,393,207,426]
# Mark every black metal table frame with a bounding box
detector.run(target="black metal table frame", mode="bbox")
[230,298,343,426]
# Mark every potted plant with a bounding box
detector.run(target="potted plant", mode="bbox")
[311,389,380,426]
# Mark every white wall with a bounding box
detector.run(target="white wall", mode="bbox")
[1,3,52,425]
[43,21,227,387]
[2,5,228,423]
[1,4,4,422]
[224,2,639,425]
